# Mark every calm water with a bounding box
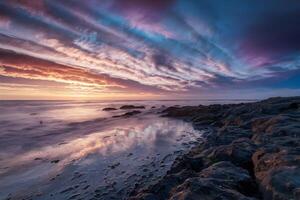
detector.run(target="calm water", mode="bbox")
[0,99,256,200]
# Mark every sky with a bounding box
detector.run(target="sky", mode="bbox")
[0,0,299,100]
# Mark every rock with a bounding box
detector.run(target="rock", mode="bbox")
[120,105,145,110]
[127,153,133,157]
[124,110,142,116]
[161,106,201,119]
[215,127,253,145]
[68,193,80,199]
[113,110,142,118]
[109,162,120,169]
[129,193,159,200]
[169,177,257,200]
[143,168,148,172]
[102,107,117,111]
[130,97,300,200]
[82,185,90,190]
[257,166,300,200]
[207,138,257,172]
[168,155,204,174]
[130,169,197,199]
[166,162,258,200]
[199,162,258,196]
[252,147,300,200]
[60,187,74,193]
[51,159,60,164]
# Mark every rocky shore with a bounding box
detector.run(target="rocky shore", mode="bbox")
[129,97,300,200]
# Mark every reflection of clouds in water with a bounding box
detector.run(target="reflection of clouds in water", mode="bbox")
[0,118,198,176]
[42,106,110,122]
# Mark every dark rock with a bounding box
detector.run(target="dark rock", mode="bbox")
[130,96,300,200]
[113,110,142,118]
[169,177,257,200]
[257,166,300,200]
[130,169,197,199]
[199,161,258,197]
[109,162,120,169]
[68,193,80,199]
[168,155,204,174]
[102,107,117,111]
[207,138,257,172]
[120,105,145,110]
[127,153,133,157]
[129,193,159,200]
[60,187,74,193]
[51,159,60,164]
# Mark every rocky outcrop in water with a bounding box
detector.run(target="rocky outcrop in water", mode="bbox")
[129,97,300,200]
[113,110,142,118]
[102,107,117,111]
[120,105,146,110]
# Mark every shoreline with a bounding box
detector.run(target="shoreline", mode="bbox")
[0,97,299,199]
[0,109,202,200]
[129,96,300,200]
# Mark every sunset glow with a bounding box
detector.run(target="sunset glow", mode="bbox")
[0,0,299,99]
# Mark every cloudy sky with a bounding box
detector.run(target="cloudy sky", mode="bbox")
[0,0,299,100]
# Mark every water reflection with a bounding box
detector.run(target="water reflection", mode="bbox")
[0,115,201,200]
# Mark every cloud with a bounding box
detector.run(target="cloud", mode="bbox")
[0,16,11,29]
[111,0,175,21]
[0,0,299,99]
[0,49,122,89]
[8,0,46,14]
[241,9,300,66]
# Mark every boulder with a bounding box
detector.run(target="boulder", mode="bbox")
[169,162,258,200]
[258,166,300,200]
[169,177,257,200]
[206,138,257,172]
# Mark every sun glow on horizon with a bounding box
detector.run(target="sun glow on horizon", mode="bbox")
[0,0,299,99]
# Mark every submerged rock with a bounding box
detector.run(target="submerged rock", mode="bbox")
[113,110,142,118]
[120,105,146,110]
[51,159,60,164]
[102,107,117,111]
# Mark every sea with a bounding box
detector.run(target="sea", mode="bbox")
[0,99,257,200]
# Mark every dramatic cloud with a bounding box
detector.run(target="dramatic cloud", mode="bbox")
[240,9,300,67]
[0,0,299,99]
[0,49,111,87]
[0,16,10,28]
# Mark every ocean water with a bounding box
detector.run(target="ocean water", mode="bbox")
[0,99,256,200]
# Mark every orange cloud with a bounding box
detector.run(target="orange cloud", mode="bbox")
[0,49,123,89]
